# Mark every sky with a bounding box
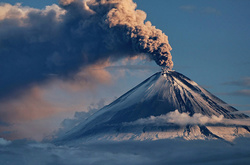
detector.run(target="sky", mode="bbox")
[0,0,249,141]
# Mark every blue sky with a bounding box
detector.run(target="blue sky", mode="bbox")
[135,0,250,109]
[0,0,249,140]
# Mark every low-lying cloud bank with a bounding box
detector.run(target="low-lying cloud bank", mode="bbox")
[0,138,250,165]
[125,110,250,126]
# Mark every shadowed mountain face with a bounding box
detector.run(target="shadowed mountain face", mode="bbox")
[56,71,249,144]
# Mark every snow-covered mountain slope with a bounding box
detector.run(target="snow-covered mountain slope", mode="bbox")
[69,125,250,143]
[55,71,249,144]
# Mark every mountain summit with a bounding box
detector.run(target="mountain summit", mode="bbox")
[56,71,249,144]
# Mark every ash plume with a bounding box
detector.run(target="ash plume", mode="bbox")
[0,0,173,99]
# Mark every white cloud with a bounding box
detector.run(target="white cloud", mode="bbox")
[125,110,250,126]
[0,138,11,146]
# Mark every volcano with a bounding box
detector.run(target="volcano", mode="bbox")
[56,71,250,144]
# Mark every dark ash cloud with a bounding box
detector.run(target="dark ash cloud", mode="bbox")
[0,0,173,100]
[0,0,173,140]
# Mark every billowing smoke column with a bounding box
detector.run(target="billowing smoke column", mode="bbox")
[61,0,173,68]
[0,0,173,99]
[100,0,173,69]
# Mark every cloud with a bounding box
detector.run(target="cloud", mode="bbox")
[59,0,75,6]
[0,60,114,140]
[0,3,34,20]
[0,121,10,127]
[0,138,250,165]
[105,65,160,71]
[54,99,107,138]
[0,118,63,141]
[202,7,220,15]
[180,5,220,15]
[223,77,250,87]
[218,89,250,97]
[0,0,173,140]
[0,79,112,141]
[0,138,11,146]
[53,63,113,92]
[231,89,250,97]
[179,5,196,12]
[0,85,69,140]
[125,110,250,126]
[0,86,63,123]
[0,0,173,101]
